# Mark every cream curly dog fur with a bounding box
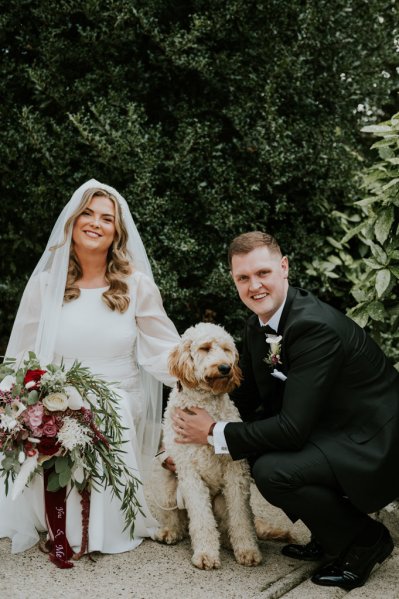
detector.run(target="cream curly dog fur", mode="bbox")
[151,322,291,570]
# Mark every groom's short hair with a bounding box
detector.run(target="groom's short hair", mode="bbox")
[228,231,282,267]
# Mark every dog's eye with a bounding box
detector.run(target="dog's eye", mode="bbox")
[222,346,232,353]
[199,345,211,352]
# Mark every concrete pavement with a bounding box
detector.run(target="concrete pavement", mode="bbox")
[1,489,398,599]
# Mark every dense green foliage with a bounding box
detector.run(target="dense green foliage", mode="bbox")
[309,112,399,363]
[1,0,398,352]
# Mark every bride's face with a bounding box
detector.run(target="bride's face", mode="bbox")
[72,195,116,254]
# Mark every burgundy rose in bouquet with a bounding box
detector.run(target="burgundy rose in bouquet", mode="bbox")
[23,369,46,391]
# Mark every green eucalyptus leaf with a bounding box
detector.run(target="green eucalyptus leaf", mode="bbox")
[15,372,24,385]
[42,457,56,470]
[59,467,72,488]
[1,456,18,471]
[55,456,70,474]
[27,390,39,405]
[46,471,61,492]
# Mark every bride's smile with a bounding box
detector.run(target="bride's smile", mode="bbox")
[73,195,116,254]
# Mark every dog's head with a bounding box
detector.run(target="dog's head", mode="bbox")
[168,322,242,395]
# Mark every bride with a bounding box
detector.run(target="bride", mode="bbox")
[0,179,180,555]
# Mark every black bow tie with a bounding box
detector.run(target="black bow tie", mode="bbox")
[259,324,278,335]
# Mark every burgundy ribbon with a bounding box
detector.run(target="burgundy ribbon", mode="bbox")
[43,468,74,568]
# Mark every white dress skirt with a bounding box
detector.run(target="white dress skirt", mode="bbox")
[0,271,179,554]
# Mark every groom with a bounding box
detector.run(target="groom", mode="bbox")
[173,231,399,590]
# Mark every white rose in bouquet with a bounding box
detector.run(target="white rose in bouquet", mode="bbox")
[42,392,69,412]
[65,386,83,410]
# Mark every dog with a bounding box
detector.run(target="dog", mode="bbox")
[150,322,291,570]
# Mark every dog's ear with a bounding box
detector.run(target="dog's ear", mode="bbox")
[231,362,243,389]
[231,350,243,389]
[168,343,183,378]
[168,339,198,388]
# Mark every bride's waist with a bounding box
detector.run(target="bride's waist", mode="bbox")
[53,353,140,389]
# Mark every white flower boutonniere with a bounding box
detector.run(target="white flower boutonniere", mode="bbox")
[264,335,283,368]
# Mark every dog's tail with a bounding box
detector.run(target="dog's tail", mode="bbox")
[254,517,295,543]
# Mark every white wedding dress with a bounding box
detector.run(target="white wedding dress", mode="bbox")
[0,271,179,554]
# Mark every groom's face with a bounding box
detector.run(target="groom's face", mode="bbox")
[231,246,289,323]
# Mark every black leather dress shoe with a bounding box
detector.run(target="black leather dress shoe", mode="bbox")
[281,539,324,561]
[311,524,394,590]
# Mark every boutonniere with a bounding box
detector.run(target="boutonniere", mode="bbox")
[264,335,283,368]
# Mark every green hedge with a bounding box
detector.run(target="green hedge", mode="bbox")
[1,1,398,352]
[308,111,399,363]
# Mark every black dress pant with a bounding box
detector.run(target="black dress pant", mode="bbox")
[252,443,373,555]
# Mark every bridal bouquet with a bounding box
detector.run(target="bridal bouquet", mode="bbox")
[0,352,142,567]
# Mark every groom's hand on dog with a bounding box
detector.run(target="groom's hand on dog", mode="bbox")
[173,407,216,445]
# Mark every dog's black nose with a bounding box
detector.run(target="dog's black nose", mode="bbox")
[218,364,231,375]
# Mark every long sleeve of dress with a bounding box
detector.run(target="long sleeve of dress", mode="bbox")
[134,272,180,387]
[5,273,45,365]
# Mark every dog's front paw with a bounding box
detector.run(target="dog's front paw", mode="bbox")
[234,547,262,566]
[192,551,221,570]
[152,527,184,545]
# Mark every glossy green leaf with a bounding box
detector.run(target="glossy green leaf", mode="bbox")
[47,471,61,492]
[375,269,391,297]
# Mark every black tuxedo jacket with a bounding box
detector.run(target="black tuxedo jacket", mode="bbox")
[227,286,399,513]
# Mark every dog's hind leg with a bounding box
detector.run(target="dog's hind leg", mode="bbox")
[223,461,262,566]
[178,471,221,570]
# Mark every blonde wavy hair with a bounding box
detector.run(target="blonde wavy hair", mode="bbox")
[63,188,132,312]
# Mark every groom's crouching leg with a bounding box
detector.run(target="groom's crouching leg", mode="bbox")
[252,446,375,560]
[252,452,301,524]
